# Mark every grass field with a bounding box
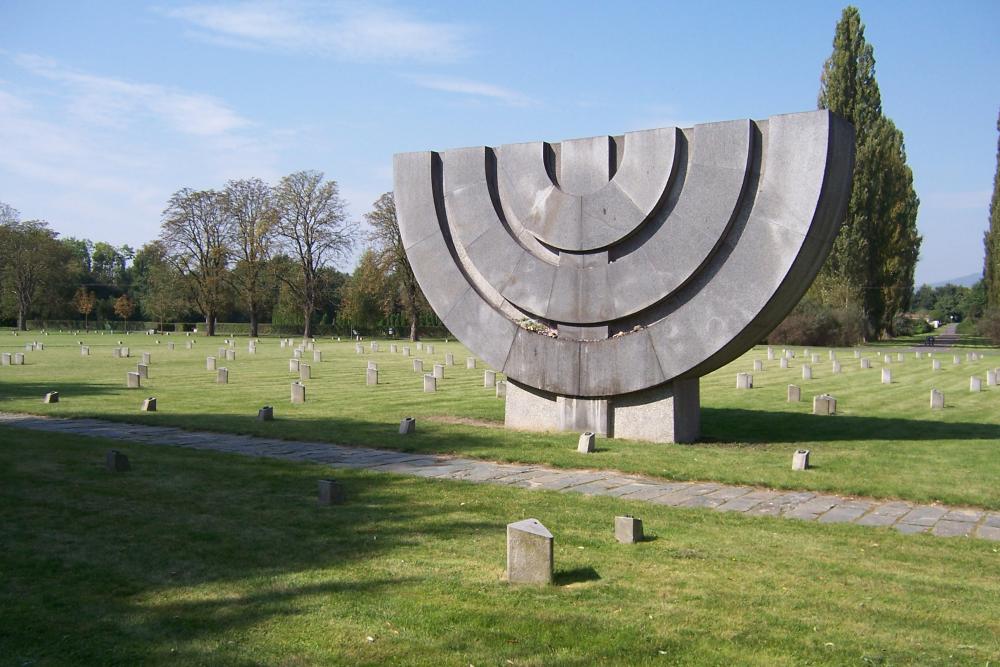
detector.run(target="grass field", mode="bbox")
[1,332,998,509]
[2,428,998,666]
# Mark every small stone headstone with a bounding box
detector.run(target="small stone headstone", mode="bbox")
[402,346,410,357]
[399,417,416,434]
[106,449,130,472]
[291,382,306,404]
[931,359,941,371]
[753,359,763,371]
[929,389,944,409]
[413,358,423,373]
[828,349,835,360]
[426,344,434,354]
[13,353,24,365]
[122,347,130,357]
[792,449,810,470]
[860,358,870,369]
[801,365,812,380]
[467,357,477,369]
[953,355,961,365]
[779,357,788,369]
[433,364,444,379]
[1,352,10,365]
[43,391,59,404]
[787,384,800,402]
[226,349,236,361]
[766,346,774,360]
[141,397,156,412]
[289,359,300,372]
[127,372,141,389]
[614,516,643,544]
[300,364,311,380]
[577,431,595,453]
[355,343,363,354]
[136,363,149,379]
[810,354,820,364]
[293,349,302,359]
[367,360,377,371]
[141,352,151,365]
[506,519,553,585]
[423,374,437,392]
[416,342,423,351]
[207,356,216,371]
[496,380,507,399]
[389,344,397,354]
[318,479,345,505]
[987,369,997,386]
[736,372,753,389]
[112,347,121,358]
[366,368,378,386]
[812,394,836,415]
[445,352,454,366]
[313,350,322,362]
[881,368,891,384]
[167,342,175,351]
[831,360,841,374]
[257,405,274,421]
[970,376,982,392]
[217,368,229,384]
[484,370,496,387]
[186,341,193,350]
[896,352,904,362]
[218,347,227,358]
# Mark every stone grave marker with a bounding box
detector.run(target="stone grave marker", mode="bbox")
[767,347,774,360]
[467,357,477,369]
[257,406,274,421]
[106,450,131,472]
[736,372,753,389]
[367,360,377,371]
[970,376,982,392]
[43,391,59,404]
[14,353,24,365]
[300,364,311,380]
[127,372,141,389]
[484,370,497,387]
[355,343,363,354]
[506,519,553,585]
[141,352,151,365]
[860,358,870,369]
[496,380,507,399]
[801,365,812,380]
[753,359,763,371]
[881,368,892,384]
[577,431,596,453]
[112,347,121,358]
[779,357,788,369]
[426,344,434,354]
[930,389,944,409]
[207,356,216,371]
[318,479,345,505]
[445,352,455,365]
[792,449,810,470]
[932,359,941,371]
[313,350,322,362]
[413,359,423,373]
[810,353,820,364]
[416,342,423,351]
[142,397,156,412]
[953,355,961,365]
[988,369,997,386]
[812,394,836,415]
[291,382,306,404]
[831,360,841,374]
[289,359,300,372]
[167,342,175,351]
[366,368,378,386]
[293,349,302,359]
[787,384,801,402]
[896,352,904,362]
[399,417,416,434]
[390,344,397,354]
[423,374,437,392]
[433,364,444,379]
[136,364,149,379]
[1,352,9,365]
[402,346,410,357]
[615,516,644,544]
[217,368,229,384]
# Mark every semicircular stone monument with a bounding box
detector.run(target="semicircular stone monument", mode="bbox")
[394,110,854,443]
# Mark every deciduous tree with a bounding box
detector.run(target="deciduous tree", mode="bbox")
[0,219,69,330]
[114,294,135,331]
[73,287,97,330]
[224,178,277,338]
[366,192,426,341]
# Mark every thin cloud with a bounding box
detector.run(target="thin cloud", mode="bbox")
[160,2,471,63]
[13,53,251,136]
[411,75,535,107]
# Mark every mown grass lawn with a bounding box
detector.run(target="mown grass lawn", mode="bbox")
[0,332,998,508]
[1,428,998,666]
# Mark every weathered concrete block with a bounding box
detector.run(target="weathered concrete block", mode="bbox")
[423,374,437,392]
[496,380,507,398]
[217,368,229,384]
[127,372,141,389]
[207,356,216,370]
[433,364,444,379]
[736,372,753,389]
[930,389,944,409]
[484,370,497,387]
[792,449,810,470]
[318,479,345,505]
[43,391,59,404]
[257,405,274,421]
[970,376,982,392]
[787,384,800,402]
[614,516,644,544]
[291,382,306,404]
[812,394,836,415]
[860,358,871,369]
[106,449,130,472]
[299,364,311,380]
[753,359,763,371]
[141,352,151,365]
[399,417,416,434]
[801,365,812,380]
[413,358,423,373]
[881,368,892,384]
[141,397,156,412]
[577,431,595,453]
[289,358,300,372]
[506,519,553,585]
[467,357,477,369]
[136,363,149,379]
[367,368,378,386]
[931,359,941,371]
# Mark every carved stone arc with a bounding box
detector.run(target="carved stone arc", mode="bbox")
[394,110,855,443]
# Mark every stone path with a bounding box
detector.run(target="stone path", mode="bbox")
[909,322,960,352]
[2,411,997,542]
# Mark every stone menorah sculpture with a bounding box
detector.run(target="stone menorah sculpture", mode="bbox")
[393,110,854,442]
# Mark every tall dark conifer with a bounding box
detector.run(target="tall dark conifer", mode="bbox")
[984,109,1000,308]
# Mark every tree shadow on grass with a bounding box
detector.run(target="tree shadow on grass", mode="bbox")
[554,567,601,586]
[0,381,119,401]
[701,407,1000,444]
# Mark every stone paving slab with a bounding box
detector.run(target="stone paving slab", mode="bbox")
[1,412,997,542]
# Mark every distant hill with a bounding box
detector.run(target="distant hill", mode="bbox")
[928,273,981,288]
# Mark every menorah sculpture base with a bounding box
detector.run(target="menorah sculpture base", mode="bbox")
[504,378,700,444]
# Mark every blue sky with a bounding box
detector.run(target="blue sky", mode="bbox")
[0,1,996,285]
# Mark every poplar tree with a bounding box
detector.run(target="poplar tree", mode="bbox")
[984,108,1000,308]
[812,5,921,338]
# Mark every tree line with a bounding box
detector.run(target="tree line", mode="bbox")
[0,174,436,339]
